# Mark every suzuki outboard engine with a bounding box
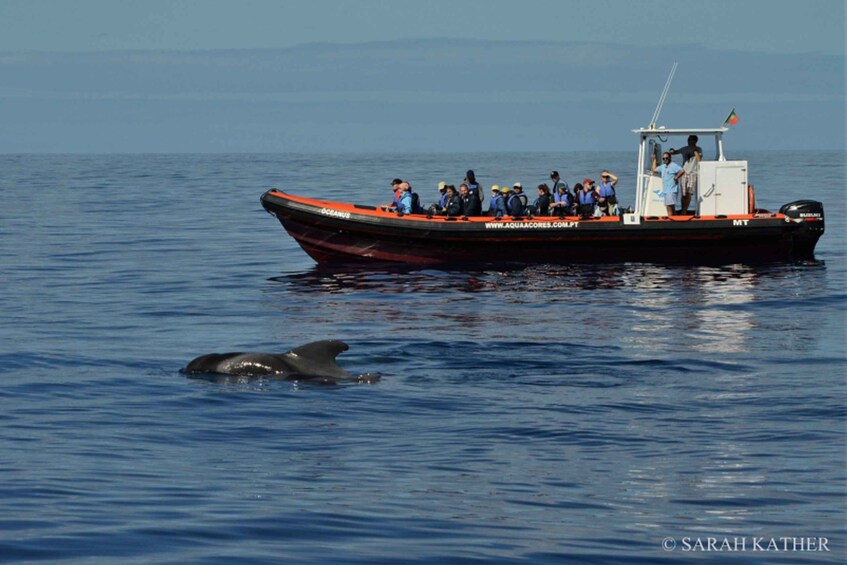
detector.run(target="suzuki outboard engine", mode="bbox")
[779,200,825,259]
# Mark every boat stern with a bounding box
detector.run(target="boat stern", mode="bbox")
[779,200,825,259]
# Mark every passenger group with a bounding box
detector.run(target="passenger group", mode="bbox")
[386,168,620,219]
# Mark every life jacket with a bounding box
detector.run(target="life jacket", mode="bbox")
[578,190,596,205]
[517,192,528,209]
[506,194,522,215]
[554,192,572,205]
[398,192,413,213]
[597,182,615,198]
[468,183,483,202]
[488,194,502,212]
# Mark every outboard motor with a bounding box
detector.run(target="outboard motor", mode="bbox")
[780,200,825,259]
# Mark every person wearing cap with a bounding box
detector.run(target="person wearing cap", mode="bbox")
[459,183,481,216]
[486,185,506,218]
[464,170,481,197]
[596,170,619,216]
[578,179,599,218]
[502,184,522,216]
[437,181,449,208]
[428,181,449,214]
[512,182,528,214]
[385,178,403,210]
[668,135,702,214]
[464,169,483,211]
[550,181,572,216]
[652,151,684,216]
[550,171,568,195]
[391,178,403,197]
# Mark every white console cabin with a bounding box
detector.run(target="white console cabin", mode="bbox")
[629,127,750,220]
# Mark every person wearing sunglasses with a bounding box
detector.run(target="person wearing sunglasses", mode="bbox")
[651,152,685,217]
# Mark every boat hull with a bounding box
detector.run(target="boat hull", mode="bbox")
[261,190,824,266]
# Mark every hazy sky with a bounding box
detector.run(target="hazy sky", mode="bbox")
[1,0,843,54]
[0,0,843,153]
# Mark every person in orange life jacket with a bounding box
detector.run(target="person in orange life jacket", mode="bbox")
[550,182,572,216]
[503,185,523,216]
[512,182,528,214]
[578,179,599,218]
[487,185,506,217]
[596,170,619,216]
[533,184,552,216]
[459,183,482,216]
[440,185,462,216]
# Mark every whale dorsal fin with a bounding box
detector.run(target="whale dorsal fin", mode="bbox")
[282,340,351,378]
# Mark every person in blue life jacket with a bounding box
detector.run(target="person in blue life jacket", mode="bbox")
[578,178,599,218]
[396,182,414,214]
[550,170,568,195]
[533,184,552,216]
[652,152,684,217]
[512,182,528,214]
[486,185,506,218]
[596,170,619,216]
[384,177,403,210]
[459,183,482,216]
[440,185,462,216]
[550,182,572,216]
[429,181,448,214]
[502,185,523,216]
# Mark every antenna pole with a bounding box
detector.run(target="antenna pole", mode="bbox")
[649,61,678,129]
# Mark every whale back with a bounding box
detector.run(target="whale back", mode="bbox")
[183,352,287,375]
[183,340,352,379]
[281,340,351,378]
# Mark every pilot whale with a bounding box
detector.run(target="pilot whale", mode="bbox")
[182,340,379,384]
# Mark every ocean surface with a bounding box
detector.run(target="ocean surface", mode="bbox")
[1,151,845,563]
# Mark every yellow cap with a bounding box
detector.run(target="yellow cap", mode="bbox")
[438,181,446,190]
[491,184,499,192]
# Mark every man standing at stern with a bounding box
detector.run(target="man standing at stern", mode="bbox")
[668,135,702,214]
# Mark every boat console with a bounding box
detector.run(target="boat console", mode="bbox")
[633,127,752,218]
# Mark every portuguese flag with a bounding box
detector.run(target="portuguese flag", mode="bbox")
[723,108,739,127]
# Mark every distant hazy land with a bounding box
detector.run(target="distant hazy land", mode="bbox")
[1,39,843,153]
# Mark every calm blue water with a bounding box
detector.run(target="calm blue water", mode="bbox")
[1,151,845,563]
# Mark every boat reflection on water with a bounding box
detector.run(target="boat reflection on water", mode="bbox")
[270,261,824,296]
[264,261,827,356]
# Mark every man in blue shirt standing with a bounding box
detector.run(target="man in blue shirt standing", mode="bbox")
[652,152,684,217]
